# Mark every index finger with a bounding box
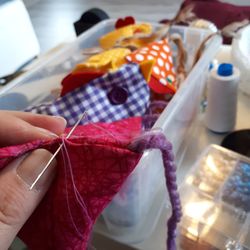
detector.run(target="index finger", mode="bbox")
[0,111,66,147]
[3,111,67,135]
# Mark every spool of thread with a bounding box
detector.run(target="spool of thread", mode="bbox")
[205,63,240,133]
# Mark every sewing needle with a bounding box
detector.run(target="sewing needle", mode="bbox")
[29,112,87,190]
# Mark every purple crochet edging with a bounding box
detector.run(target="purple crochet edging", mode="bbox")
[142,114,159,129]
[129,131,182,250]
[143,100,169,129]
[146,100,169,115]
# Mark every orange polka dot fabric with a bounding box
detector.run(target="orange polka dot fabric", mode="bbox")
[126,39,177,94]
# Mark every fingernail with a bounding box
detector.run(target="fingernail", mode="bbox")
[16,149,56,191]
[36,127,58,138]
[53,116,67,127]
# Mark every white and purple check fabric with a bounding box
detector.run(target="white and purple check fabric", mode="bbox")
[25,64,150,126]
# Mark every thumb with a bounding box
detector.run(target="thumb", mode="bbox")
[0,149,56,249]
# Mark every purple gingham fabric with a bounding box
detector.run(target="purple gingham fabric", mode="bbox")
[25,64,150,126]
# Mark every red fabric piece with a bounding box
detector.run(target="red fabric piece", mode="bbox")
[115,16,135,29]
[149,75,175,95]
[181,0,250,44]
[60,71,104,97]
[0,117,142,250]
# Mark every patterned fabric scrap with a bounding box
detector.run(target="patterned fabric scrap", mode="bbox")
[126,38,177,94]
[61,48,155,97]
[60,48,131,97]
[25,64,150,127]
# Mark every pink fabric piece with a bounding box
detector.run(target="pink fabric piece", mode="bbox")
[0,117,143,250]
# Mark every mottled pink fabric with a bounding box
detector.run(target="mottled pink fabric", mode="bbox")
[0,117,143,250]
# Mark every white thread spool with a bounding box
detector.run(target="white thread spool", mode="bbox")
[205,63,240,133]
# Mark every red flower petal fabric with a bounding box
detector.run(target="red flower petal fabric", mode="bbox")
[0,117,143,250]
[60,71,104,97]
[115,16,136,29]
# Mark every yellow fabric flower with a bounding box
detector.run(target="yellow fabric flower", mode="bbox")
[73,48,131,73]
[99,23,152,49]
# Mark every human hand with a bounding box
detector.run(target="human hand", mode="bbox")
[0,111,66,249]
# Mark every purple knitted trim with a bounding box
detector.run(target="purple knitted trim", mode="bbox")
[142,114,159,129]
[145,100,169,115]
[143,100,169,129]
[129,131,182,250]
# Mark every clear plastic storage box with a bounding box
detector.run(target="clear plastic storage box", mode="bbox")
[0,19,222,244]
[179,144,250,250]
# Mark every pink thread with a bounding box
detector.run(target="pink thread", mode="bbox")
[61,144,83,238]
[61,139,91,238]
[62,139,91,221]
